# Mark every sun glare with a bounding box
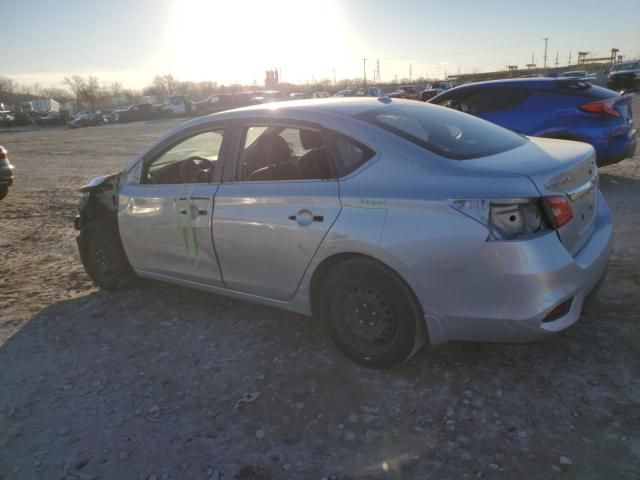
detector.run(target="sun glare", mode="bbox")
[168,0,350,85]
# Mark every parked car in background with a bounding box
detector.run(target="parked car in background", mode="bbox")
[75,97,612,368]
[312,91,330,98]
[389,85,423,100]
[193,93,251,116]
[355,86,382,97]
[0,145,15,200]
[248,90,283,104]
[36,110,68,126]
[421,81,456,101]
[68,110,107,128]
[0,111,16,127]
[560,71,596,81]
[606,61,640,91]
[160,96,194,116]
[430,78,636,166]
[289,92,310,100]
[113,103,158,123]
[334,89,355,97]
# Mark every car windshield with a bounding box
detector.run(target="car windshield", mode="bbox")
[611,62,640,71]
[357,103,526,160]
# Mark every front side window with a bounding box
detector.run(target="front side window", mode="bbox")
[144,130,224,184]
[237,126,334,181]
[358,104,526,160]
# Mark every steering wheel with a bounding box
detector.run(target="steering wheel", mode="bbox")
[179,156,213,183]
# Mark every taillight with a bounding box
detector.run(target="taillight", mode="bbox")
[448,198,548,240]
[579,97,620,117]
[0,148,7,160]
[543,195,573,229]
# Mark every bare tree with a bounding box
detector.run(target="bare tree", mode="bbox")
[0,76,16,94]
[80,76,102,106]
[41,88,73,103]
[109,82,123,98]
[64,75,86,106]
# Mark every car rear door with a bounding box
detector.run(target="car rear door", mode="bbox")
[119,126,229,286]
[212,122,341,300]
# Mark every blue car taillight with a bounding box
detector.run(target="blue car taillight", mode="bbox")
[579,97,620,117]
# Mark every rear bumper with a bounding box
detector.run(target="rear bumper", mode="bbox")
[599,129,637,166]
[412,190,613,346]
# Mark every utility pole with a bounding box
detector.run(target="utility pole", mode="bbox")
[555,51,559,69]
[362,58,367,87]
[543,37,549,70]
[376,59,380,84]
[568,51,572,66]
[409,64,413,82]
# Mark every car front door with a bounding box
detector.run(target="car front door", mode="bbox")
[119,127,228,286]
[212,123,341,300]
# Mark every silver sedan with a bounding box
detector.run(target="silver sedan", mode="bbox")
[75,97,612,368]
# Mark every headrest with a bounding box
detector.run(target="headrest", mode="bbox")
[257,134,291,163]
[300,129,323,150]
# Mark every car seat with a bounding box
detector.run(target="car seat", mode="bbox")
[296,130,332,179]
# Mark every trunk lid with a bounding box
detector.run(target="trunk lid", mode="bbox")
[461,137,598,255]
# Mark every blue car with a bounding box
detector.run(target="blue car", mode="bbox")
[429,78,637,166]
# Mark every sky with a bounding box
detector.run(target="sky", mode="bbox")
[2,0,639,90]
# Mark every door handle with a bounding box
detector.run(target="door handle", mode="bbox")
[288,214,323,222]
[180,208,208,216]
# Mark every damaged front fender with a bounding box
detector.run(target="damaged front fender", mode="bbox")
[75,172,122,230]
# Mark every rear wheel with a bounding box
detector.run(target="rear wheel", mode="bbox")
[78,218,134,290]
[321,258,426,369]
[0,186,7,200]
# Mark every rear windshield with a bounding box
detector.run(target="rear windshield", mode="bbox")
[357,104,526,160]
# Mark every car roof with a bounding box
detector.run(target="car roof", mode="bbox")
[439,77,583,93]
[176,97,406,129]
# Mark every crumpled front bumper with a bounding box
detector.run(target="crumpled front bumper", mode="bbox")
[412,190,613,346]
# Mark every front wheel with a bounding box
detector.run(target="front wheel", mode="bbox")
[321,258,427,369]
[0,186,7,201]
[78,218,134,290]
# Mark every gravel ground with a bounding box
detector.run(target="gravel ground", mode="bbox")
[1,102,639,480]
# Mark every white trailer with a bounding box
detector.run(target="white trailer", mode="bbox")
[30,98,60,113]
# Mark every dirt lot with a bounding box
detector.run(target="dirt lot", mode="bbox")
[1,102,639,480]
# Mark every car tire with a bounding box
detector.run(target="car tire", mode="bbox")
[321,257,427,369]
[78,218,134,290]
[0,186,7,200]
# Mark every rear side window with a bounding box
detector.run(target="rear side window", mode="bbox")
[459,88,531,114]
[434,88,530,114]
[358,104,526,160]
[325,131,375,177]
[553,82,616,100]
